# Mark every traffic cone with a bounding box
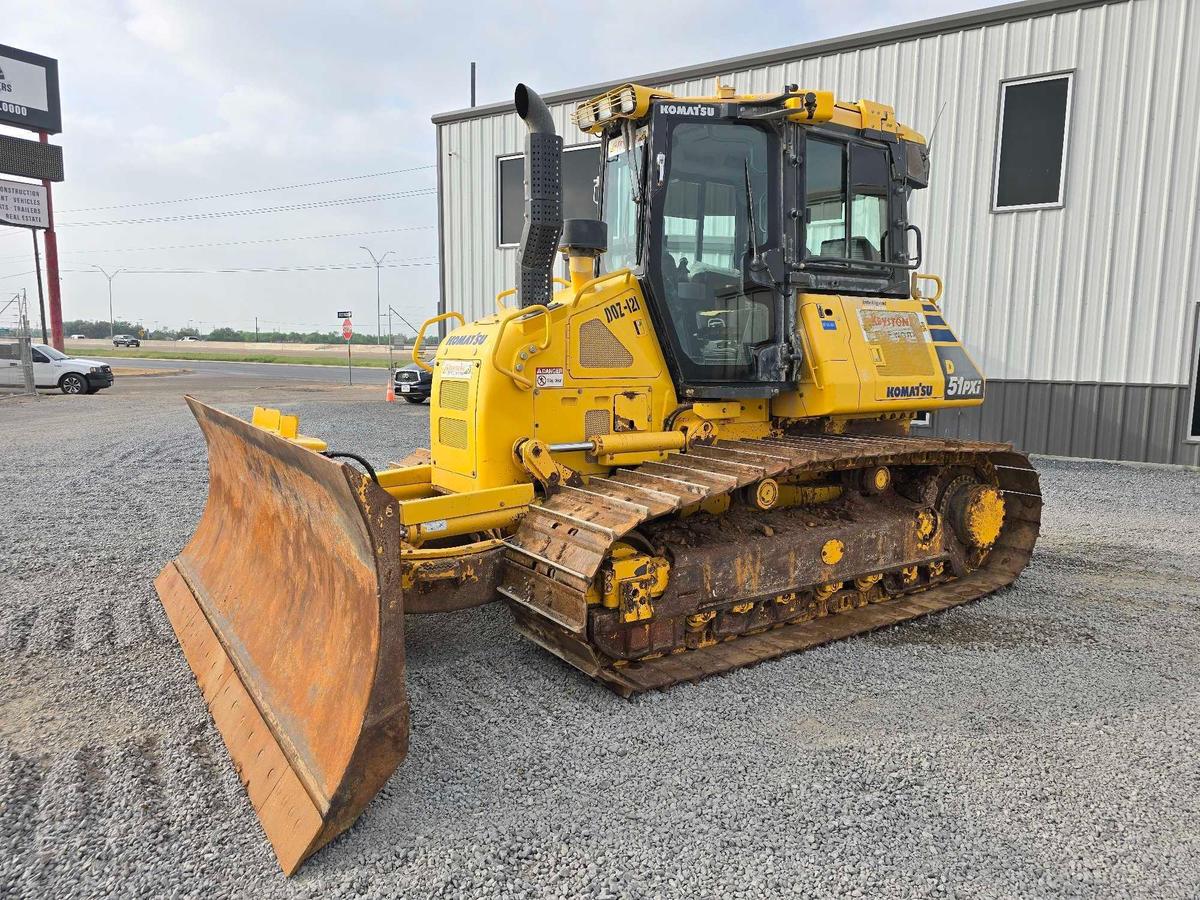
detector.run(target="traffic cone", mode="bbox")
[385,376,396,403]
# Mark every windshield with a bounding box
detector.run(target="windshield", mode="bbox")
[601,130,643,273]
[35,345,67,361]
[650,119,774,383]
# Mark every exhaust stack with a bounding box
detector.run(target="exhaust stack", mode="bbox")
[514,84,563,308]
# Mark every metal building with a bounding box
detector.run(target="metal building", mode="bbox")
[432,0,1200,465]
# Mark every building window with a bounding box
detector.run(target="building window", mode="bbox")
[1190,302,1200,441]
[497,145,601,247]
[992,72,1073,211]
[912,411,931,428]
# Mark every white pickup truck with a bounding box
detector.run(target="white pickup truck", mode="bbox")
[0,342,114,394]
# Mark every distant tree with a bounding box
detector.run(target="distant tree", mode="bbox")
[206,327,243,342]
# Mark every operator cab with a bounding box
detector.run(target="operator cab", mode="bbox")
[580,83,930,400]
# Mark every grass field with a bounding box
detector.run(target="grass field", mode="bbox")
[99,348,395,368]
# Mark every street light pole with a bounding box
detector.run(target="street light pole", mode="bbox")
[94,266,125,341]
[360,247,393,345]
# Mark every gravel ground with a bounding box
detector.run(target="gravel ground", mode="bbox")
[2,375,1198,899]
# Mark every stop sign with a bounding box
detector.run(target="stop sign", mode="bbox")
[342,318,353,340]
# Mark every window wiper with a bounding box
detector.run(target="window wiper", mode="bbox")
[743,159,761,272]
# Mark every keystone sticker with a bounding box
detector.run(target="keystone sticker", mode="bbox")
[535,367,564,388]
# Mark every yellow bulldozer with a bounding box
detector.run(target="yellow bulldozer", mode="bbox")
[157,82,1042,874]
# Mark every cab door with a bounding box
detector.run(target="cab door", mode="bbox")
[30,347,55,387]
[0,342,18,388]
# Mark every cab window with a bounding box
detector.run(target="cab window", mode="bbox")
[805,137,892,262]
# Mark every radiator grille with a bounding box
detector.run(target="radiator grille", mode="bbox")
[579,318,633,369]
[584,408,611,438]
[438,417,468,449]
[439,378,469,410]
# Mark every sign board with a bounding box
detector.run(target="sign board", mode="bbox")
[0,45,61,134]
[0,133,63,182]
[342,318,353,340]
[0,177,48,229]
[336,309,352,318]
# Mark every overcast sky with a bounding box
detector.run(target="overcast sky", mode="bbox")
[2,0,995,337]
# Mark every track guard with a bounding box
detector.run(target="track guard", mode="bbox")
[155,397,408,875]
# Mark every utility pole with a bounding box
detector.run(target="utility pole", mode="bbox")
[94,266,124,340]
[40,131,64,350]
[255,316,259,343]
[31,233,48,344]
[359,246,393,345]
[470,62,477,107]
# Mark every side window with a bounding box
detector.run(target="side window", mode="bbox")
[993,73,1073,210]
[497,155,524,247]
[31,349,48,363]
[849,144,890,261]
[497,145,601,247]
[804,138,846,257]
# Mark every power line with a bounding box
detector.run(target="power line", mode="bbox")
[87,258,438,275]
[0,224,436,263]
[58,188,437,227]
[60,164,436,212]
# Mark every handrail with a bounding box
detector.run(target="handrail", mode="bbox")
[572,269,633,305]
[911,272,944,303]
[553,277,571,289]
[492,304,551,390]
[412,311,465,372]
[495,288,518,313]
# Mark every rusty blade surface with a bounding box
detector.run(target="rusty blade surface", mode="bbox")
[155,396,407,875]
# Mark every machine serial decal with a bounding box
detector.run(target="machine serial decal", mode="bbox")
[603,295,641,324]
[946,375,984,398]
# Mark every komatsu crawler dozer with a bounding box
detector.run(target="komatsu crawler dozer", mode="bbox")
[157,82,1042,874]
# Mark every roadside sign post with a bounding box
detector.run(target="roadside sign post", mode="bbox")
[342,317,353,384]
[0,45,65,349]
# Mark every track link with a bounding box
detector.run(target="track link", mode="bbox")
[499,433,1042,695]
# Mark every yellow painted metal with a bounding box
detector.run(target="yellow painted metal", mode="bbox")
[778,483,843,506]
[911,273,944,302]
[784,91,835,123]
[600,543,669,622]
[593,430,686,457]
[572,83,674,133]
[752,478,779,510]
[376,465,435,501]
[821,539,845,566]
[771,292,985,420]
[516,438,577,492]
[398,483,533,527]
[492,305,551,390]
[413,312,465,372]
[251,406,327,452]
[961,485,1006,547]
[406,508,522,546]
[915,510,937,543]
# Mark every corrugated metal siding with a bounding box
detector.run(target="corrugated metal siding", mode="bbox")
[932,379,1200,465]
[438,0,1200,385]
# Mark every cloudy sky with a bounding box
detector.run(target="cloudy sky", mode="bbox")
[2,0,993,337]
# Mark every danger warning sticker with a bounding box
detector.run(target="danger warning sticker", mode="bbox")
[535,366,564,388]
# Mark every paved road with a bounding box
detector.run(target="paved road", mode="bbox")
[95,355,389,384]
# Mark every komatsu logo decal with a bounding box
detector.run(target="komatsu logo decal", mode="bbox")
[659,103,717,117]
[946,375,984,398]
[445,332,487,346]
[886,384,934,399]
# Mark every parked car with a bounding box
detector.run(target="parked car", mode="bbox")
[68,333,87,340]
[393,363,432,403]
[180,335,201,342]
[113,334,141,347]
[7,343,114,394]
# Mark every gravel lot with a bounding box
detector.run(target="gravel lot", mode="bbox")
[2,374,1198,899]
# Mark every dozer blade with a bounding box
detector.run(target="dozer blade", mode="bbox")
[155,397,407,875]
